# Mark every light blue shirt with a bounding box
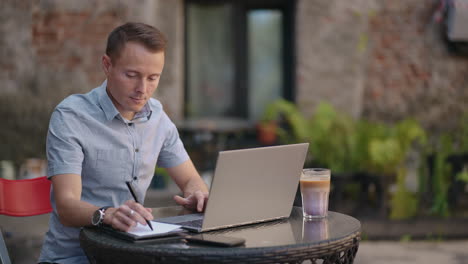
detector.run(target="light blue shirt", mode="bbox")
[39,80,189,264]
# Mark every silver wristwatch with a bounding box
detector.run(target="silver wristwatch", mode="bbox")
[91,206,111,226]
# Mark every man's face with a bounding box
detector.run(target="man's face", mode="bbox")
[102,41,165,120]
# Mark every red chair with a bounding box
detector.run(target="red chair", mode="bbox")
[0,176,52,216]
[0,176,52,264]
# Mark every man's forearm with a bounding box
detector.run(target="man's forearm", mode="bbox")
[56,197,99,227]
[167,160,209,196]
[51,174,100,227]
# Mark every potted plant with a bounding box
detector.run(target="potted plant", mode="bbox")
[257,99,310,145]
[307,103,357,173]
[256,120,278,145]
[259,101,362,209]
[260,100,357,170]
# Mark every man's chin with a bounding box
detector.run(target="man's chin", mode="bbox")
[131,106,144,113]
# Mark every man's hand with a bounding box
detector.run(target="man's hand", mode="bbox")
[166,160,209,212]
[103,200,153,232]
[174,190,209,212]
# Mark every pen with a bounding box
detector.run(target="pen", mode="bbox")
[126,181,154,231]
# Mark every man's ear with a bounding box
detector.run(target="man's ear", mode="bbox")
[102,54,112,75]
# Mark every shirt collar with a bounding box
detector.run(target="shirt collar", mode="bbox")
[98,80,153,122]
[98,80,120,121]
[133,103,152,123]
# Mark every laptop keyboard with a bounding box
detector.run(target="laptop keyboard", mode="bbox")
[177,218,204,228]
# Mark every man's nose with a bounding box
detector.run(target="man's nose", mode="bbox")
[135,79,148,93]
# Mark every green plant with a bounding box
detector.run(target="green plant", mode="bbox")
[417,146,431,206]
[152,167,170,189]
[426,113,468,217]
[456,167,468,183]
[430,134,453,217]
[366,119,427,219]
[308,103,356,173]
[260,100,429,219]
[360,233,368,241]
[456,112,468,153]
[425,232,444,242]
[260,99,310,144]
[400,234,412,242]
[368,119,427,174]
[390,167,419,219]
[350,120,386,173]
[260,101,359,173]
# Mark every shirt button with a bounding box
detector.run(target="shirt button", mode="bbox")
[133,177,137,180]
[128,123,133,126]
[135,148,139,152]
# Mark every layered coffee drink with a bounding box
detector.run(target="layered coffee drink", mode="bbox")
[300,168,330,219]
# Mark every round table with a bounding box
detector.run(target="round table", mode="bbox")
[80,206,361,264]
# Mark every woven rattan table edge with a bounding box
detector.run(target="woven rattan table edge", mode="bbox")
[80,228,360,262]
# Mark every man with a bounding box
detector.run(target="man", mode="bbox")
[39,22,209,264]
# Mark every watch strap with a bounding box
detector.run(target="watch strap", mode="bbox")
[99,206,112,213]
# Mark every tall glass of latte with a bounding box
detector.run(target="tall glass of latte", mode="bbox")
[300,168,331,219]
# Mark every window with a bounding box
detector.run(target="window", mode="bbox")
[185,0,295,120]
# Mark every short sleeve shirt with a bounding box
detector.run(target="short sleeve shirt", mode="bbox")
[39,80,189,264]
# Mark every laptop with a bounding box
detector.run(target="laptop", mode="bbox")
[156,143,309,232]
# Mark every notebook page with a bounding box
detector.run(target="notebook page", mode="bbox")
[127,221,182,237]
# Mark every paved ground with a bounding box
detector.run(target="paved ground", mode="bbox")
[356,240,468,264]
[2,187,468,264]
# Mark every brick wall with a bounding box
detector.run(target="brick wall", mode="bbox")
[1,0,467,165]
[295,0,374,118]
[31,7,125,85]
[296,0,468,133]
[0,0,184,165]
[363,0,468,132]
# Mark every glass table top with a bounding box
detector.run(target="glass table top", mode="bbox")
[144,206,361,249]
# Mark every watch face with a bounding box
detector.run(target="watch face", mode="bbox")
[92,209,102,226]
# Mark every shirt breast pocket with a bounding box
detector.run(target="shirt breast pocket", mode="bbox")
[87,149,129,184]
[96,149,128,163]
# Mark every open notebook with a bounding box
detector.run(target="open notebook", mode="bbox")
[101,221,184,241]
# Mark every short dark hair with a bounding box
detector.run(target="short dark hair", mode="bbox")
[105,22,167,63]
